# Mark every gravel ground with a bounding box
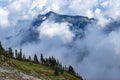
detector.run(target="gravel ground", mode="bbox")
[0,67,42,80]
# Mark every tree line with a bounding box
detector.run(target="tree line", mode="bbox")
[0,41,82,78]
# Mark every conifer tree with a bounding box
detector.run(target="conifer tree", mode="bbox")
[8,48,13,58]
[15,49,18,59]
[40,53,45,64]
[34,54,39,64]
[68,65,75,75]
[19,48,22,60]
[0,42,5,56]
[54,67,59,76]
[23,54,26,61]
[28,55,32,61]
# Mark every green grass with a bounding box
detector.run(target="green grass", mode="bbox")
[0,56,82,80]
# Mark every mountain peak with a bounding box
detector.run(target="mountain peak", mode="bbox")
[46,11,56,15]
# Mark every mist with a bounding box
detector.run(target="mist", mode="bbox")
[77,24,120,80]
[1,18,120,80]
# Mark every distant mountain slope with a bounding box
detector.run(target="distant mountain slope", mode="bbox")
[32,11,95,27]
[32,11,95,39]
[4,11,95,46]
[4,11,119,46]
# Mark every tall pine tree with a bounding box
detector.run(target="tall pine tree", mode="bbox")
[34,54,39,64]
[0,42,5,55]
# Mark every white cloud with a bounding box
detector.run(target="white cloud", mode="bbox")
[95,8,101,14]
[109,31,120,55]
[38,20,74,43]
[77,25,120,80]
[101,1,109,8]
[8,0,33,20]
[0,7,9,27]
[69,0,97,17]
[1,0,120,27]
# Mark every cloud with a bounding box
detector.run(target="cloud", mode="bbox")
[38,20,74,43]
[1,0,120,27]
[7,0,33,26]
[0,7,9,27]
[76,24,120,80]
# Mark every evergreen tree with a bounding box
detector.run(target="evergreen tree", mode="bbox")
[34,54,39,64]
[44,58,49,66]
[19,48,22,60]
[15,49,18,59]
[51,56,56,68]
[40,53,45,64]
[68,65,75,75]
[8,48,13,58]
[0,42,2,50]
[54,67,59,76]
[28,55,32,62]
[23,54,26,60]
[0,42,5,55]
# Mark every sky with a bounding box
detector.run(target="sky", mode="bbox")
[0,0,120,80]
[0,0,120,27]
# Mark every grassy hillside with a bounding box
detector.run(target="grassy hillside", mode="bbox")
[0,41,83,80]
[0,55,82,80]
